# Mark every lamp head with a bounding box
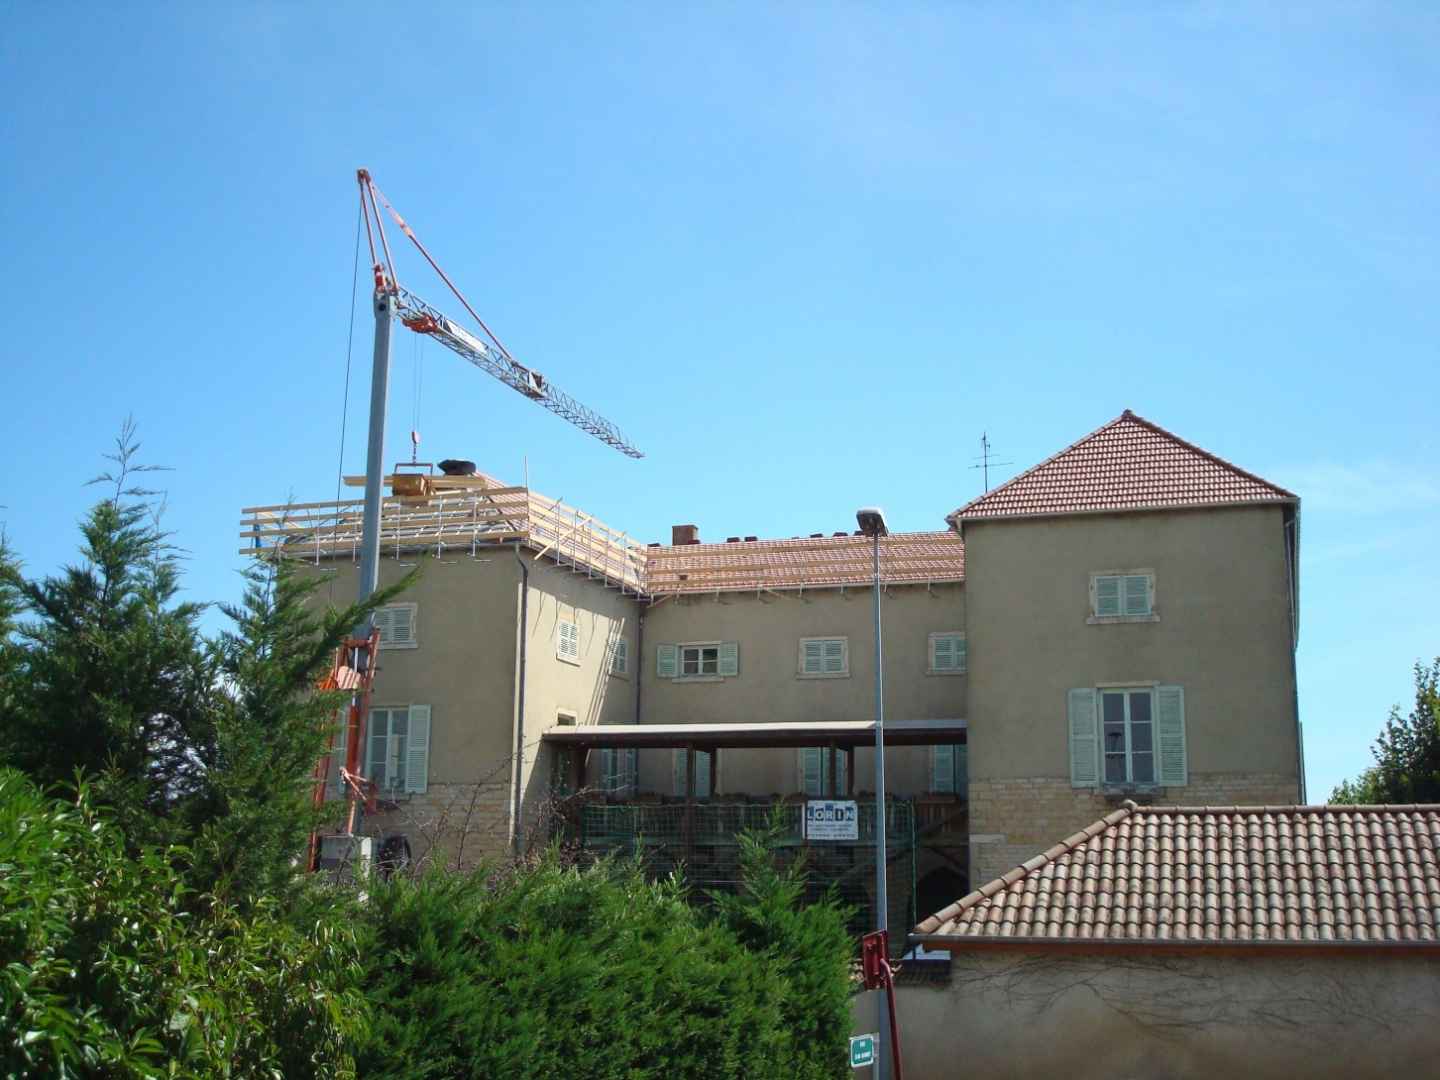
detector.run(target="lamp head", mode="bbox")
[855,507,889,538]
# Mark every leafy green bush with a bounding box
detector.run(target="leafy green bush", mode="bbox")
[354,841,852,1080]
[0,770,365,1079]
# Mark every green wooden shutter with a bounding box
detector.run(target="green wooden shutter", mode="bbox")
[404,705,431,794]
[932,744,955,793]
[1123,575,1151,616]
[1068,688,1099,787]
[1094,576,1121,617]
[672,750,684,795]
[1156,685,1187,786]
[955,744,969,801]
[657,643,678,678]
[800,748,822,795]
[931,635,953,671]
[956,636,968,673]
[625,749,639,792]
[802,640,823,674]
[822,639,846,673]
[673,750,710,797]
[718,641,739,677]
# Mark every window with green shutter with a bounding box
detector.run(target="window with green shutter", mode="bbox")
[799,748,847,796]
[930,744,967,797]
[929,632,967,674]
[366,704,430,795]
[655,642,738,680]
[799,637,848,677]
[1089,571,1156,621]
[374,603,418,649]
[1069,686,1185,789]
[673,750,712,797]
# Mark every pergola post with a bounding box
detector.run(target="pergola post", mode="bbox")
[685,741,697,865]
[828,742,839,798]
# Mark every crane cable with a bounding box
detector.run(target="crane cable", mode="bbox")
[330,200,363,603]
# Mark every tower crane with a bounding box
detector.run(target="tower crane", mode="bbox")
[313,169,642,867]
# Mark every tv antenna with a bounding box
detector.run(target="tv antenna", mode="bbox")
[970,432,1012,493]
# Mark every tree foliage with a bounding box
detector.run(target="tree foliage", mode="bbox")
[1331,659,1440,804]
[0,421,411,901]
[353,840,853,1080]
[0,770,365,1079]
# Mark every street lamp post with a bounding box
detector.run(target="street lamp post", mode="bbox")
[856,506,889,1080]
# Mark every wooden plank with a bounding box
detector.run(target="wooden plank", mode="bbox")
[241,497,368,514]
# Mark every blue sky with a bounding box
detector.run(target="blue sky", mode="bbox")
[2,3,1437,800]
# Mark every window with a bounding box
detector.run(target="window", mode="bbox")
[365,704,431,795]
[599,748,638,795]
[799,747,847,796]
[557,620,580,664]
[683,643,719,677]
[928,632,967,675]
[799,637,848,677]
[608,638,629,677]
[1068,686,1186,788]
[1089,571,1156,621]
[656,642,738,679]
[1101,688,1155,783]
[374,603,418,649]
[930,744,968,799]
[673,749,713,797]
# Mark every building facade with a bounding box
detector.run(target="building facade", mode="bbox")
[248,409,1302,902]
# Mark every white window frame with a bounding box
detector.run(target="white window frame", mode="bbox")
[1099,687,1158,786]
[798,636,849,678]
[557,619,581,665]
[1088,570,1158,624]
[374,603,418,649]
[364,704,429,796]
[928,632,967,675]
[608,638,629,678]
[676,641,722,682]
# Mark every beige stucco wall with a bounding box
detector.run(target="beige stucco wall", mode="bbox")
[517,552,639,844]
[962,506,1300,877]
[300,549,643,861]
[636,583,967,797]
[868,950,1440,1079]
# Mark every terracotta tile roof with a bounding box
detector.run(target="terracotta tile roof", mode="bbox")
[948,410,1296,524]
[645,531,965,595]
[915,803,1440,948]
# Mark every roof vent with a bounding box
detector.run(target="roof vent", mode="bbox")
[672,524,700,546]
[833,531,847,537]
[744,536,758,542]
[726,536,741,543]
[809,533,824,539]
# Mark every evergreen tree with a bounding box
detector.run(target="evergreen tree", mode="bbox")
[1331,658,1440,804]
[0,422,413,900]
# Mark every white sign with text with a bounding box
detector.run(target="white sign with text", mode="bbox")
[805,799,859,841]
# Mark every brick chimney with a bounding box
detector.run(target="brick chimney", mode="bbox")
[671,524,700,546]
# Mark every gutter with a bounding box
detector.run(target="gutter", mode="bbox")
[511,544,530,854]
[905,934,1440,959]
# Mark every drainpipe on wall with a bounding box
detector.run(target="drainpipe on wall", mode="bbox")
[635,607,645,726]
[512,544,530,854]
